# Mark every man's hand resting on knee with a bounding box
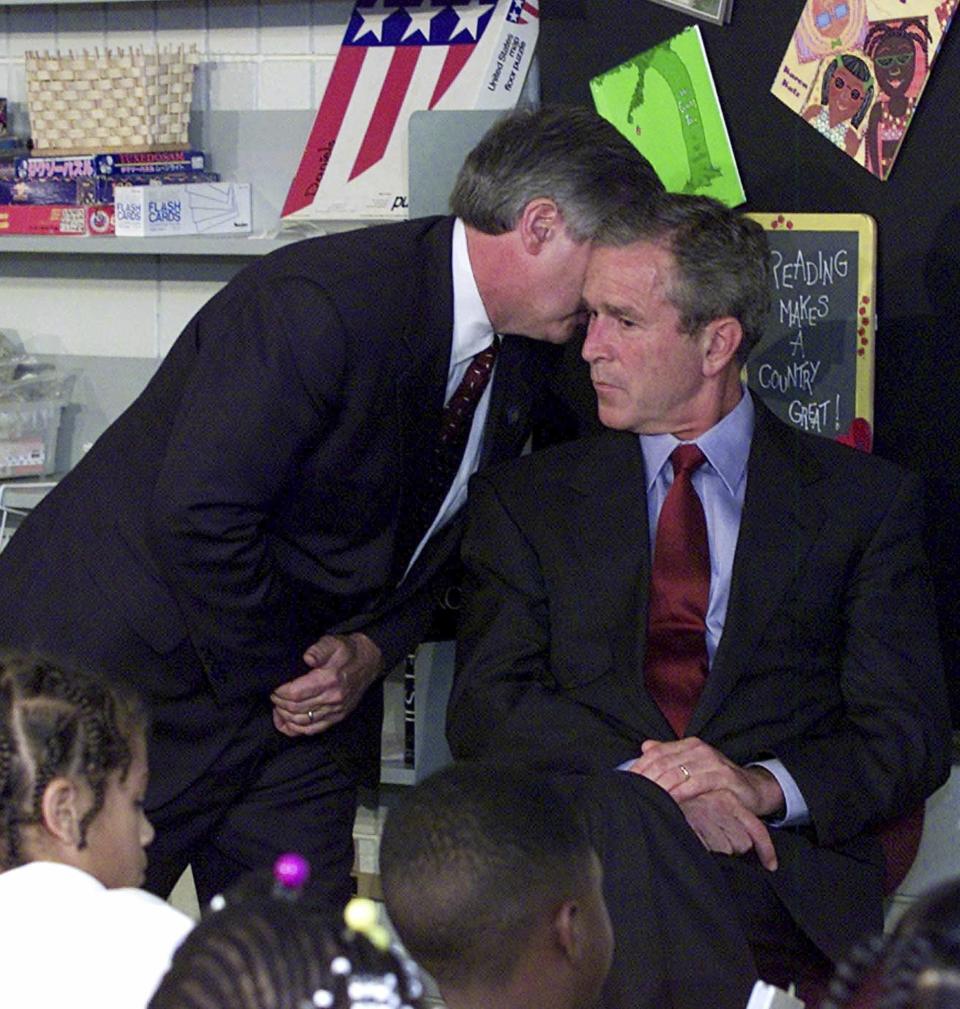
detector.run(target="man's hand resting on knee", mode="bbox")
[627,737,784,871]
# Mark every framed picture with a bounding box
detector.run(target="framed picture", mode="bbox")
[644,0,732,25]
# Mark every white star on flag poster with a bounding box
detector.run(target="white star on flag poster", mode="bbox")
[282,0,540,224]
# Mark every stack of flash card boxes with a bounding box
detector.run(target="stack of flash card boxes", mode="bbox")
[0,147,219,237]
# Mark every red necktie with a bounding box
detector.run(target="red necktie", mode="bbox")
[393,337,500,577]
[643,444,710,737]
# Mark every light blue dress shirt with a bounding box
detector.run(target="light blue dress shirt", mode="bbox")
[635,390,809,826]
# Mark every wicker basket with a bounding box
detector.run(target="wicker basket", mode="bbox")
[24,46,199,154]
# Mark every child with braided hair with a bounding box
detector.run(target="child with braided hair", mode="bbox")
[820,877,960,1009]
[148,855,426,1009]
[0,652,194,1009]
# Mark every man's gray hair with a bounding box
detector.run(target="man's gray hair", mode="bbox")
[450,104,664,244]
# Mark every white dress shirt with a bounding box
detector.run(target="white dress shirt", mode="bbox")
[403,217,498,576]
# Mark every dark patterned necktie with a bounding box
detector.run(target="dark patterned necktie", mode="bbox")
[643,444,710,736]
[393,336,500,577]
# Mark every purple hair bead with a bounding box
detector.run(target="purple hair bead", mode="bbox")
[273,852,311,893]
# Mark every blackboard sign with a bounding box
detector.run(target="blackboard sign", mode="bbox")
[745,213,876,452]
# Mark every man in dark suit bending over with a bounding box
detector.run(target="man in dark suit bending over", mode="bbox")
[0,106,663,904]
[447,192,952,1009]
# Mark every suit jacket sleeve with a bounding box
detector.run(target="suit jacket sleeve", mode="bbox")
[447,469,643,771]
[145,270,352,701]
[765,466,952,847]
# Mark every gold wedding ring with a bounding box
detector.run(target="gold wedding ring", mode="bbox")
[678,763,691,782]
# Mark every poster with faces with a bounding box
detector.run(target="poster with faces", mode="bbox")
[770,0,958,179]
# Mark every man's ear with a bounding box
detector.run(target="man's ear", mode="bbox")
[552,899,583,963]
[518,197,561,254]
[700,317,743,376]
[40,777,84,847]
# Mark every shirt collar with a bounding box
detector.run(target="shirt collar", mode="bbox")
[640,388,754,495]
[451,218,495,366]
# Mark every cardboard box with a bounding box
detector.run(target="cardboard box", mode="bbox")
[94,149,206,176]
[15,150,207,181]
[0,176,98,206]
[98,171,220,204]
[114,182,251,237]
[0,203,114,236]
[14,155,97,180]
[281,0,540,224]
[0,173,221,206]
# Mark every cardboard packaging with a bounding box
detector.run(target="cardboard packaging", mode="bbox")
[0,203,114,235]
[281,0,540,225]
[15,149,206,181]
[0,176,98,205]
[93,150,206,176]
[114,182,251,237]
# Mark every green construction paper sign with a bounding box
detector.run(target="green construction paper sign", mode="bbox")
[590,24,745,207]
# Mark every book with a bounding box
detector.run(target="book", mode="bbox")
[770,0,959,180]
[403,651,416,768]
[281,0,540,225]
[590,24,746,207]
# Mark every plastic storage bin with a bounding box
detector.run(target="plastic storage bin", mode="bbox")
[0,399,63,478]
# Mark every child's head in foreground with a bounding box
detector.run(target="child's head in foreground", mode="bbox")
[0,651,151,887]
[378,762,613,1009]
[149,874,425,1009]
[822,875,960,1009]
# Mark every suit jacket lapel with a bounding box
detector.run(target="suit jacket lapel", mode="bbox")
[687,400,829,736]
[480,333,552,467]
[394,219,456,531]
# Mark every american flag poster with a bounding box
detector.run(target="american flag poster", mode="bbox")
[281,0,540,224]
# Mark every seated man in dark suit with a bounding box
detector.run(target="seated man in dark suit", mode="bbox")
[446,192,952,1009]
[379,762,613,1009]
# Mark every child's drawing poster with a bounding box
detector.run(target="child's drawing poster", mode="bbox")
[771,0,958,180]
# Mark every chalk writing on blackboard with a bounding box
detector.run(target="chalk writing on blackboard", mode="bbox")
[745,213,876,452]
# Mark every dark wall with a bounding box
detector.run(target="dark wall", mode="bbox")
[540,0,960,721]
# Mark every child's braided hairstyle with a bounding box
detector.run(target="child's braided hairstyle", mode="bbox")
[0,652,145,869]
[821,877,960,1009]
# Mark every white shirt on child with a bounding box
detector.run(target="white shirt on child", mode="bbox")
[0,860,194,1009]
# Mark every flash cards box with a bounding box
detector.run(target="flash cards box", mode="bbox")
[114,182,251,237]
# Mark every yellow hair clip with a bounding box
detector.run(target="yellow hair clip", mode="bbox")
[344,897,391,951]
